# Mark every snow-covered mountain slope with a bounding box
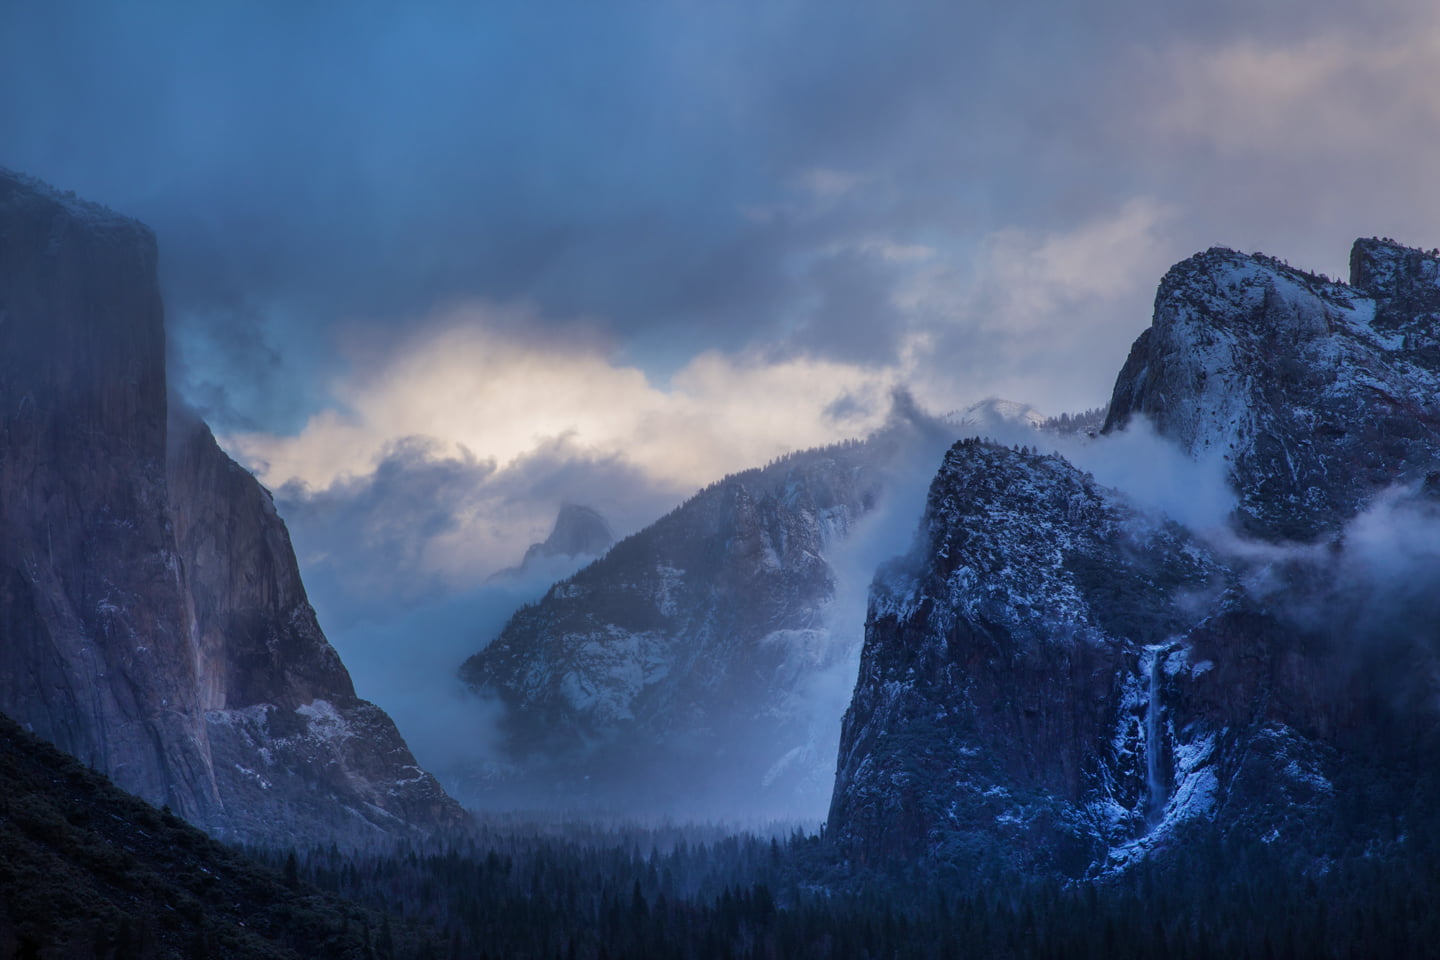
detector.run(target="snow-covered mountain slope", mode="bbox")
[955,397,1048,435]
[459,409,958,817]
[0,170,466,845]
[1106,242,1440,541]
[829,241,1440,876]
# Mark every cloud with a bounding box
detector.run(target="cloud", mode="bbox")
[13,0,1435,442]
[231,301,908,590]
[0,0,1205,434]
[1133,4,1440,278]
[983,198,1176,319]
[1061,416,1237,535]
[942,197,1174,339]
[281,435,668,610]
[1155,25,1440,156]
[898,198,1177,416]
[1218,481,1440,721]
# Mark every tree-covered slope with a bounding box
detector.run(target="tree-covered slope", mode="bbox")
[0,713,435,960]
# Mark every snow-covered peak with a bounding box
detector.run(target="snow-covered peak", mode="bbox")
[1106,241,1440,540]
[952,397,1047,436]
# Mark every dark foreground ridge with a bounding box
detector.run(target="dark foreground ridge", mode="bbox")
[6,696,1437,959]
[0,711,441,960]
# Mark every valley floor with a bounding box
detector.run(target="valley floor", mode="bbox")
[260,815,1440,960]
[4,706,1438,959]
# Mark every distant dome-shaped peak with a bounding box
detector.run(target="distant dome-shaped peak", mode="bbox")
[959,397,1044,424]
[544,504,615,558]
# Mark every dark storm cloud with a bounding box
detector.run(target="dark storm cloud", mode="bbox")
[787,248,911,364]
[9,0,1437,430]
[0,0,1193,426]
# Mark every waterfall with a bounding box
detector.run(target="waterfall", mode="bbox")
[1145,647,1167,825]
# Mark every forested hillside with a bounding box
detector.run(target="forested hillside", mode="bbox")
[0,714,438,959]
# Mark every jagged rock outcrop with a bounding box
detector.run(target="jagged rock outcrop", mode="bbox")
[830,241,1440,876]
[0,169,465,845]
[461,411,957,815]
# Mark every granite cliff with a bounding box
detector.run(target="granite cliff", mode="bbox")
[0,170,465,846]
[829,240,1440,876]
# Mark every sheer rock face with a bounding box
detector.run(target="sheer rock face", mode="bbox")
[461,424,953,815]
[830,242,1440,877]
[1105,243,1440,541]
[826,443,1350,876]
[0,170,465,845]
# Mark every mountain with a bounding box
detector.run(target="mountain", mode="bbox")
[488,503,615,581]
[828,240,1440,876]
[0,169,465,846]
[459,403,958,816]
[1106,243,1440,540]
[954,397,1047,435]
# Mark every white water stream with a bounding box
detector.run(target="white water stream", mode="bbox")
[1144,646,1169,825]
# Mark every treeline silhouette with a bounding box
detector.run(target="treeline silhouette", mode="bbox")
[252,816,1440,960]
[4,704,1438,959]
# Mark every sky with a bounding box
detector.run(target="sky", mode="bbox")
[6,0,1440,794]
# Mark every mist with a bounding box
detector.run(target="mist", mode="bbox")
[1062,417,1238,535]
[319,557,591,783]
[1237,483,1440,717]
[269,439,678,794]
[744,394,965,822]
[272,378,1335,824]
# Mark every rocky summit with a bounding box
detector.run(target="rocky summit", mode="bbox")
[0,170,465,846]
[829,241,1440,877]
[1106,243,1440,541]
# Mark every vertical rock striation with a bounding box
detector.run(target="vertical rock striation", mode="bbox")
[0,169,465,845]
